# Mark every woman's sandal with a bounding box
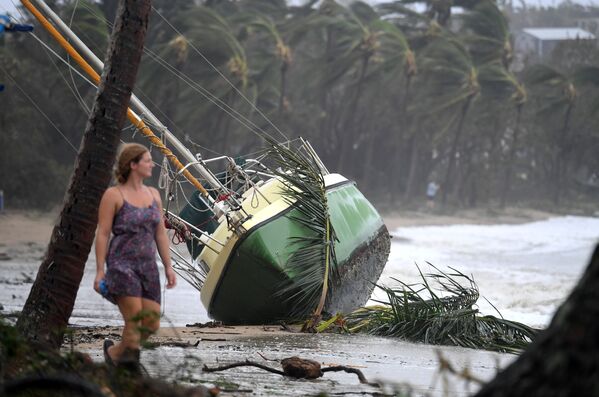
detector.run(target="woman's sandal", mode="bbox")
[103,339,115,367]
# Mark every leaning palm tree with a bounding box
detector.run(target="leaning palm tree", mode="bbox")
[369,19,419,200]
[461,0,524,206]
[477,62,527,207]
[330,1,384,175]
[525,64,599,205]
[420,35,481,206]
[236,13,293,115]
[17,0,151,349]
[462,0,512,68]
[142,4,251,153]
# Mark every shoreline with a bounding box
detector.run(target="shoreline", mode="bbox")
[381,207,560,231]
[0,207,564,248]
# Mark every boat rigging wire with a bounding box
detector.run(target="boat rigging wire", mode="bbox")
[21,0,218,199]
[75,1,289,146]
[65,0,90,117]
[6,1,93,115]
[0,63,79,152]
[2,7,179,172]
[151,6,291,144]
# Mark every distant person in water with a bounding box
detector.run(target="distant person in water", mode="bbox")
[94,143,176,368]
[426,181,440,210]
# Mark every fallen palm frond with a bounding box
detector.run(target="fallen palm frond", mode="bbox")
[346,265,538,353]
[264,139,338,324]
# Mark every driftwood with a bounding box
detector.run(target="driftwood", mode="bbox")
[202,356,380,387]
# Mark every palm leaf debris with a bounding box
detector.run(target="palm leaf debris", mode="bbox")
[346,265,539,353]
[264,139,338,323]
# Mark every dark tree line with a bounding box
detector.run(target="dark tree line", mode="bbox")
[1,0,598,210]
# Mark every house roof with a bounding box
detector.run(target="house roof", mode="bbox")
[522,28,595,41]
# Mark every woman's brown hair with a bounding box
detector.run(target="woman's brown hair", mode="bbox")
[115,143,149,184]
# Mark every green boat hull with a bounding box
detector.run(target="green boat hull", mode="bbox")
[207,180,390,324]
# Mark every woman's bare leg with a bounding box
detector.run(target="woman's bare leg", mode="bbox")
[108,296,143,361]
[140,298,161,342]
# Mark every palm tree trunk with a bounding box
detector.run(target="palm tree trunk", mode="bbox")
[405,118,424,202]
[500,104,523,208]
[278,61,289,115]
[553,102,574,205]
[17,0,151,349]
[337,54,371,174]
[392,76,412,203]
[441,98,472,206]
[318,28,334,150]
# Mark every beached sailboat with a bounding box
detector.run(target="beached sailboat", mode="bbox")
[19,0,390,324]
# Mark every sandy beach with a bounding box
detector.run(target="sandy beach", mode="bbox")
[0,207,580,395]
[0,206,558,247]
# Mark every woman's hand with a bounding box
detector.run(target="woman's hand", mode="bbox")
[94,272,105,293]
[165,266,177,289]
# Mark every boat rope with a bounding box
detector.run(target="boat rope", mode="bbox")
[29,33,94,112]
[53,11,213,159]
[3,4,184,199]
[151,6,291,144]
[72,1,274,157]
[4,4,95,116]
[76,1,288,145]
[0,63,79,152]
[20,0,214,199]
[65,0,91,117]
[158,155,171,191]
[75,2,267,139]
[30,0,294,165]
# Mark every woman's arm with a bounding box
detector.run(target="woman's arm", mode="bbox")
[94,187,118,292]
[151,187,177,289]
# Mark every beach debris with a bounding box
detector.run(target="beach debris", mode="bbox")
[432,350,485,386]
[186,321,223,328]
[1,320,219,397]
[145,340,201,349]
[346,264,539,353]
[281,356,322,379]
[202,356,379,386]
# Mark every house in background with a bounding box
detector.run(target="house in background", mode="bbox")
[516,27,596,60]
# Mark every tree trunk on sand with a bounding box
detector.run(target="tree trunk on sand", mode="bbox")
[475,243,599,397]
[17,0,151,349]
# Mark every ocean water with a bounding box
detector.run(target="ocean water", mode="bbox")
[379,216,599,328]
[2,215,597,395]
[64,215,598,328]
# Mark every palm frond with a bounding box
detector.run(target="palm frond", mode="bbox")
[346,265,538,353]
[264,139,338,321]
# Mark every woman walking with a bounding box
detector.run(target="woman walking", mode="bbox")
[94,143,176,366]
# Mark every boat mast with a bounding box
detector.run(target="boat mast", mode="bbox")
[22,0,245,218]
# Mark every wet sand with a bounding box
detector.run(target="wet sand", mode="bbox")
[0,208,554,395]
[67,324,514,396]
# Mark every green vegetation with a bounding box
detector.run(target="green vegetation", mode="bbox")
[267,139,338,322]
[1,0,598,209]
[345,266,538,353]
